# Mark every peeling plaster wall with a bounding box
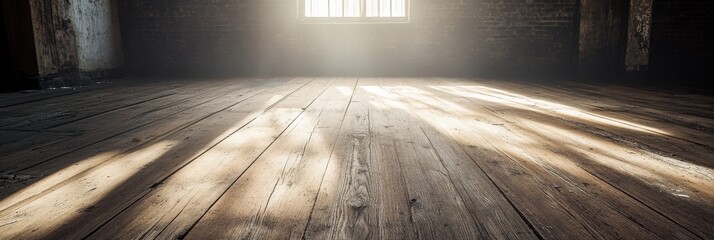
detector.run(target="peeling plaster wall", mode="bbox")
[29,0,79,76]
[578,0,627,79]
[625,0,652,72]
[73,0,123,72]
[21,0,123,88]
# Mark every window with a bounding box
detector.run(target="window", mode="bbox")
[301,0,409,23]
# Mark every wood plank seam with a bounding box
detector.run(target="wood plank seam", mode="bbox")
[418,125,544,240]
[0,80,287,213]
[7,78,283,173]
[0,78,276,172]
[300,78,361,239]
[428,78,708,238]
[0,78,319,238]
[172,78,338,239]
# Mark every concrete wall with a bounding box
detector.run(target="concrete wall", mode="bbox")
[29,0,79,77]
[1,0,123,89]
[120,0,579,78]
[73,0,124,72]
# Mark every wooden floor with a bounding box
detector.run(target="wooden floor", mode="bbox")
[0,77,712,239]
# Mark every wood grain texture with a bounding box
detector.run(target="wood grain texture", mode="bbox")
[89,78,334,240]
[244,78,359,240]
[304,78,418,240]
[453,78,714,168]
[183,78,350,239]
[0,78,312,239]
[366,79,483,240]
[398,78,702,239]
[435,78,712,238]
[0,78,289,212]
[0,80,183,131]
[381,79,537,240]
[0,78,263,173]
[0,77,711,240]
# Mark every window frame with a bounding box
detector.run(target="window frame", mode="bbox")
[297,0,410,24]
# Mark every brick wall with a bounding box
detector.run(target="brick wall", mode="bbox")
[120,0,578,77]
[650,0,714,87]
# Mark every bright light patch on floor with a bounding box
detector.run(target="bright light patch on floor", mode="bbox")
[0,141,177,237]
[364,81,712,202]
[0,151,120,212]
[430,85,670,136]
[336,86,353,97]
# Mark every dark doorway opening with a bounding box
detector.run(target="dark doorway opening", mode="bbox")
[650,0,714,89]
[1,1,40,92]
[0,2,16,92]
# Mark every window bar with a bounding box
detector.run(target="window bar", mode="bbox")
[377,0,380,17]
[389,0,392,17]
[301,0,407,20]
[361,0,365,19]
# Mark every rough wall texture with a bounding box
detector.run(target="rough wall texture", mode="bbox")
[29,0,79,76]
[73,0,124,72]
[120,0,578,77]
[577,0,626,79]
[650,0,713,87]
[624,0,652,72]
[21,0,123,88]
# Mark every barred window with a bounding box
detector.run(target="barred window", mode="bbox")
[301,0,409,22]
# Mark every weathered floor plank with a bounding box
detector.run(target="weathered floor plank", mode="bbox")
[0,80,119,109]
[0,79,186,131]
[181,78,349,239]
[0,78,291,211]
[432,78,713,238]
[397,78,702,239]
[236,78,360,240]
[304,78,418,240]
[0,77,711,240]
[0,78,266,173]
[449,78,714,168]
[87,78,333,239]
[364,79,483,240]
[377,78,537,239]
[0,78,313,239]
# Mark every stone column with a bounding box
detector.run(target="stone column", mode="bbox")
[624,0,653,76]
